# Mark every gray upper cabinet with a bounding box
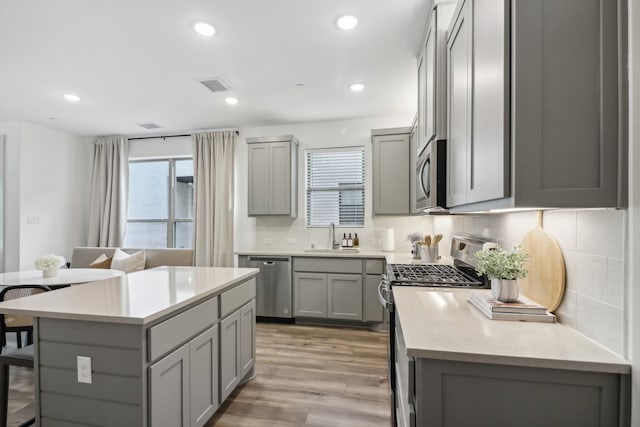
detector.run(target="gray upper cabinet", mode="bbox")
[446,0,625,211]
[247,135,299,217]
[418,3,456,156]
[372,128,411,215]
[446,0,472,208]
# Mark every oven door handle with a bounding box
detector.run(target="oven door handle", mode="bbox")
[378,279,391,309]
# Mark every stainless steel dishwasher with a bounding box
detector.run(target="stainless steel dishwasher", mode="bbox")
[239,255,292,319]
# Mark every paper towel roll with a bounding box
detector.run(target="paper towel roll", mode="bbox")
[382,228,395,252]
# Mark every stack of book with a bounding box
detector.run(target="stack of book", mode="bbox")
[468,291,556,323]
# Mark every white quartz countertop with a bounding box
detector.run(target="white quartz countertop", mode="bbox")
[236,248,423,264]
[0,266,259,325]
[394,287,631,374]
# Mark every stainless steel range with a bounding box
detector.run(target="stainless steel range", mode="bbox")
[378,234,495,427]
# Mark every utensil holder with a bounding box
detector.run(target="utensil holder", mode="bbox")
[421,246,439,263]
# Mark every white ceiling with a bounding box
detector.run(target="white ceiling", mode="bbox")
[0,0,428,137]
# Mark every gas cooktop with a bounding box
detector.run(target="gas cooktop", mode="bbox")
[384,235,495,288]
[386,263,483,287]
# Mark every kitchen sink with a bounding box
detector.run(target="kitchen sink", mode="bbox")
[303,248,360,254]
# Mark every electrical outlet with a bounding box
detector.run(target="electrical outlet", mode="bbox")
[372,238,381,246]
[264,238,273,245]
[77,356,92,384]
[287,238,296,245]
[27,215,40,224]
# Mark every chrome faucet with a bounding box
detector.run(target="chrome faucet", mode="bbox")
[329,222,339,249]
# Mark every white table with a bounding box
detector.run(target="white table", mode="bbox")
[0,268,125,288]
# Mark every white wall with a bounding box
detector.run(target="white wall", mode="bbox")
[233,115,434,254]
[0,121,90,270]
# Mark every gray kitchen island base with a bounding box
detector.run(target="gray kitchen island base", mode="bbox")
[0,268,260,427]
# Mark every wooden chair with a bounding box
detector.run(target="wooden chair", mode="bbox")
[0,285,51,353]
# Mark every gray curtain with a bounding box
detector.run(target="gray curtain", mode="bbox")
[87,137,129,247]
[192,130,236,267]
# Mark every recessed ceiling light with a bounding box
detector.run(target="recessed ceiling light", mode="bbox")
[63,94,80,102]
[194,22,216,36]
[336,15,358,30]
[225,97,239,105]
[349,83,365,92]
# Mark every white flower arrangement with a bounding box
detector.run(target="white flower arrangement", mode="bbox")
[34,254,66,271]
[474,245,528,280]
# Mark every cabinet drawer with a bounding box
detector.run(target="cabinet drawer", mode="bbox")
[294,258,362,274]
[365,259,384,275]
[148,297,218,362]
[220,279,256,318]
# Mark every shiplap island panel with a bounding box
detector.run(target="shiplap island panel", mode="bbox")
[0,266,259,427]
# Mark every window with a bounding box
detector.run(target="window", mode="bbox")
[125,158,193,248]
[306,148,364,227]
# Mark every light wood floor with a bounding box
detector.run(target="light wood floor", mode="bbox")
[7,323,391,426]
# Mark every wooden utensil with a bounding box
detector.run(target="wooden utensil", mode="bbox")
[424,235,432,247]
[519,211,566,312]
[431,234,443,247]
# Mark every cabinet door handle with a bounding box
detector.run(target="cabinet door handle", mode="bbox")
[263,261,275,266]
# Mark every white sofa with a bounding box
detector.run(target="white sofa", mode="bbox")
[70,247,194,269]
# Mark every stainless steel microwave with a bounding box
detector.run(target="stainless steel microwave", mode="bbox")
[416,139,447,211]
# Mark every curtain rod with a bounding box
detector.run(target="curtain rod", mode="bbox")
[128,130,239,141]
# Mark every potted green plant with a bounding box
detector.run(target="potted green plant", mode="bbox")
[474,245,528,302]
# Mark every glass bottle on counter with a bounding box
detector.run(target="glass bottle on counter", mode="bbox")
[342,233,348,248]
[347,233,353,247]
[353,233,359,248]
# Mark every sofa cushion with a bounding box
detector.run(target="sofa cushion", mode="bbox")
[89,254,113,269]
[111,249,146,273]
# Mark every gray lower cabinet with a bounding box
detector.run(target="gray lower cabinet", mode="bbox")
[220,309,241,401]
[149,343,190,427]
[364,275,384,322]
[327,274,362,320]
[149,325,219,427]
[189,325,219,427]
[446,0,626,210]
[294,272,362,320]
[220,300,256,402]
[293,272,328,317]
[371,128,411,215]
[293,257,385,323]
[395,313,630,427]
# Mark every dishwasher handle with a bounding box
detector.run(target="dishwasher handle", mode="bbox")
[247,256,291,263]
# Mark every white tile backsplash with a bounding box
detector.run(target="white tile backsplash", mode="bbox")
[543,210,578,250]
[575,294,625,356]
[607,258,625,309]
[445,208,628,357]
[576,209,626,259]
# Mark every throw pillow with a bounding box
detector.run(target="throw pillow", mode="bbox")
[111,249,146,273]
[89,254,113,269]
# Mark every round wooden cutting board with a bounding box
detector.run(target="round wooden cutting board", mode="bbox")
[519,211,566,312]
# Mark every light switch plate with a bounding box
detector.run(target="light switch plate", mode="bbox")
[287,238,296,245]
[77,356,92,384]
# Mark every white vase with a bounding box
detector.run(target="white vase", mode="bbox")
[491,278,519,302]
[42,268,58,278]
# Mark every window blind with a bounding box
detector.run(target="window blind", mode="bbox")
[306,148,364,227]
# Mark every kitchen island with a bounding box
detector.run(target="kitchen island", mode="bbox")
[0,266,259,427]
[393,287,631,427]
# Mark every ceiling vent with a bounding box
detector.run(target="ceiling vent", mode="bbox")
[137,123,162,130]
[200,78,230,93]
